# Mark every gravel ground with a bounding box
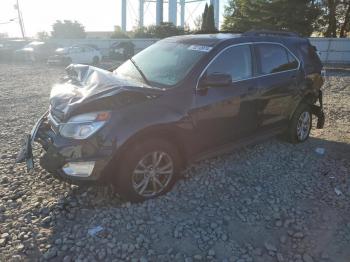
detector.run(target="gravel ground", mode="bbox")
[0,63,349,262]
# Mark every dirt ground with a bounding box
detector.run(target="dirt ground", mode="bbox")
[0,63,349,262]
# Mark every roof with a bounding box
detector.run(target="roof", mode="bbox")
[164,33,242,46]
[163,31,304,47]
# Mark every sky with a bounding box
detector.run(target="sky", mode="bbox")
[0,0,228,38]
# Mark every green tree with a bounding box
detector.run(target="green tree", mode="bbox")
[206,4,216,32]
[201,3,217,33]
[318,0,350,37]
[51,20,86,39]
[132,23,184,38]
[111,26,130,39]
[132,26,154,38]
[193,15,203,31]
[37,31,50,41]
[0,33,8,39]
[222,0,321,36]
[201,3,209,31]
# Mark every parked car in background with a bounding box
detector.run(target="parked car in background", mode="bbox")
[109,41,135,61]
[14,41,59,62]
[48,45,102,66]
[0,39,29,62]
[17,31,325,202]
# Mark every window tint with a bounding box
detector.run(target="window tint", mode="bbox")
[206,45,252,81]
[256,44,298,74]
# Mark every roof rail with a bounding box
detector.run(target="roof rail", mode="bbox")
[243,30,300,37]
[194,30,243,35]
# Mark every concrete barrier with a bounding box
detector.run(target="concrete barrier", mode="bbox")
[47,37,350,65]
[48,38,159,57]
[309,38,350,65]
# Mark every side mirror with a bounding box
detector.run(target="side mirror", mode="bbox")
[199,73,232,89]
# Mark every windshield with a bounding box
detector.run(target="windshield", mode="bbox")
[113,40,209,87]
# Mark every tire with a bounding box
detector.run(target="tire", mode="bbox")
[286,102,312,144]
[114,139,181,202]
[92,56,100,65]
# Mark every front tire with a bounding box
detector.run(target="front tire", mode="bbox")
[286,103,312,144]
[114,139,181,202]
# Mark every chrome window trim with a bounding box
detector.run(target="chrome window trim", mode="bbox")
[196,41,301,89]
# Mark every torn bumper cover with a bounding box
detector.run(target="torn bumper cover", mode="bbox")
[311,90,325,129]
[16,111,48,171]
[15,112,111,183]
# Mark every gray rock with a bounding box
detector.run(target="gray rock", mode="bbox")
[293,232,304,239]
[0,238,7,247]
[276,253,284,262]
[140,257,148,262]
[63,255,72,262]
[41,216,51,226]
[303,254,314,262]
[208,249,215,256]
[194,254,202,260]
[264,241,277,252]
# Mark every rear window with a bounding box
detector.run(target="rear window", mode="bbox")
[255,43,299,74]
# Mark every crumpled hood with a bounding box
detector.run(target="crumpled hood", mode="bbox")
[49,64,161,119]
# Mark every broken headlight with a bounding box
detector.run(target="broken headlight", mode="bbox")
[59,111,110,140]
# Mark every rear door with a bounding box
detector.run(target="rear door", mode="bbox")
[253,43,301,131]
[191,44,260,152]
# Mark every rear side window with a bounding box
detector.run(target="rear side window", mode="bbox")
[255,44,299,74]
[207,44,253,81]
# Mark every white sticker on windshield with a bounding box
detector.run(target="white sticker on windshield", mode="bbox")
[188,45,212,52]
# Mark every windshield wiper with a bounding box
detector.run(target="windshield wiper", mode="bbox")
[130,58,150,85]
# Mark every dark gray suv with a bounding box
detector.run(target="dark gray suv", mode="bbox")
[17,31,325,202]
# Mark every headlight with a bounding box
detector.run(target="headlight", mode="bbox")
[59,111,110,139]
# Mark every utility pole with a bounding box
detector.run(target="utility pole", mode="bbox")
[15,0,25,38]
[121,0,127,31]
[156,0,163,25]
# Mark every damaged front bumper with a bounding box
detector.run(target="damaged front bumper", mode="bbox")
[16,112,113,183]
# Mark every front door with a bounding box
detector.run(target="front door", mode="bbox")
[190,44,260,152]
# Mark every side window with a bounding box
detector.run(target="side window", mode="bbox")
[206,45,253,81]
[256,44,298,74]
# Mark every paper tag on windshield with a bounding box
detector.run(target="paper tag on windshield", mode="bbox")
[188,45,212,52]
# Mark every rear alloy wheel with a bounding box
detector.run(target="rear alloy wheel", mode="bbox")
[296,111,311,141]
[115,139,181,202]
[286,103,312,143]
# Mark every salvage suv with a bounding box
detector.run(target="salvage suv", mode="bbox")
[17,31,325,202]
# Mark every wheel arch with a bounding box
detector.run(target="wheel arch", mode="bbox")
[110,125,189,172]
[289,91,316,120]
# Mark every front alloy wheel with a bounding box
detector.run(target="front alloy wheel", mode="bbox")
[132,151,174,197]
[115,139,180,202]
